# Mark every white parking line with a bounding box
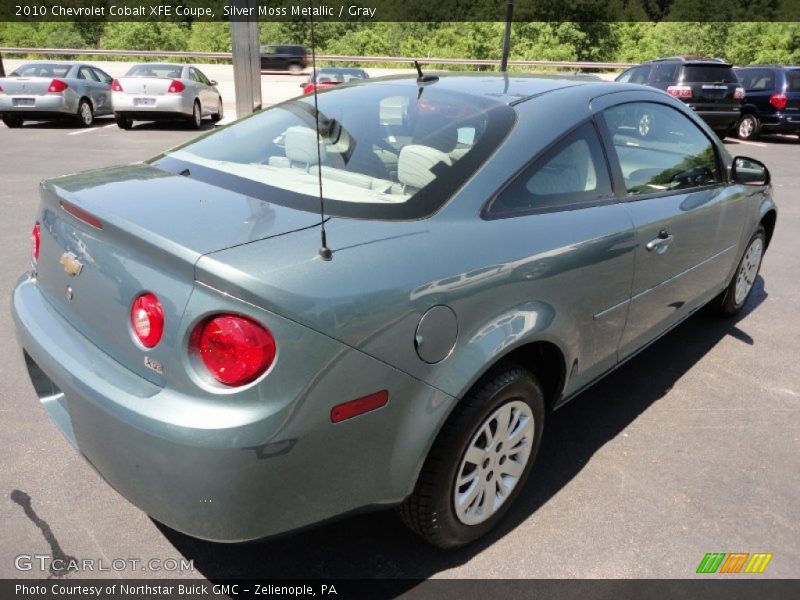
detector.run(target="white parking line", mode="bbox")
[67,123,116,136]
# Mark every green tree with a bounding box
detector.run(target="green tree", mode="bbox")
[100,22,189,52]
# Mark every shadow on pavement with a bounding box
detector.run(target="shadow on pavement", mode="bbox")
[160,279,767,582]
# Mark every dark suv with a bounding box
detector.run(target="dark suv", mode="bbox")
[732,65,800,140]
[616,57,744,138]
[259,44,309,74]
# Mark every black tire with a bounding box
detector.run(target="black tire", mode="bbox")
[736,114,760,140]
[76,98,93,127]
[288,63,303,75]
[713,128,730,140]
[2,115,23,128]
[114,112,132,130]
[187,100,202,129]
[210,96,223,123]
[398,365,545,548]
[712,226,766,316]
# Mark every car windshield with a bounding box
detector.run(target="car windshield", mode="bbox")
[125,64,183,78]
[156,83,515,219]
[681,65,738,83]
[787,70,800,92]
[10,63,71,78]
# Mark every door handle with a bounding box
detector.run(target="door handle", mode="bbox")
[646,230,674,252]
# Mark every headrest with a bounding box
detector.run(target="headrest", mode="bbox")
[398,145,452,190]
[412,114,459,152]
[285,126,326,167]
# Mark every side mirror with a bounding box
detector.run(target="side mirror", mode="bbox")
[731,156,770,186]
[209,80,218,86]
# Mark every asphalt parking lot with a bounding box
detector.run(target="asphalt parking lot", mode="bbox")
[0,76,798,584]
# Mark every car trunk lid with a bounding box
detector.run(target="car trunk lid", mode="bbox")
[0,77,58,96]
[680,64,741,107]
[114,77,177,96]
[35,163,320,386]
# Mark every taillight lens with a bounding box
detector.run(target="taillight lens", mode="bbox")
[48,79,68,93]
[130,293,165,348]
[303,83,315,95]
[31,223,40,265]
[734,86,745,100]
[0,84,5,94]
[770,93,788,110]
[111,79,123,92]
[191,315,276,387]
[667,85,693,99]
[167,80,185,93]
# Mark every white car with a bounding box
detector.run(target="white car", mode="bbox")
[111,63,223,129]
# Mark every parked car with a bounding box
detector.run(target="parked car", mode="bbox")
[260,44,309,74]
[111,63,223,130]
[13,74,776,548]
[301,67,369,95]
[0,61,113,128]
[616,56,744,138]
[732,65,800,140]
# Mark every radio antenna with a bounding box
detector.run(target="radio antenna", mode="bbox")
[309,1,332,261]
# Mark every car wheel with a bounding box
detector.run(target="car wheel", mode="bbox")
[637,112,653,137]
[713,226,766,316]
[288,63,303,75]
[187,100,202,129]
[736,115,760,140]
[398,365,545,548]
[115,112,132,130]
[77,99,94,127]
[210,97,223,123]
[2,115,23,128]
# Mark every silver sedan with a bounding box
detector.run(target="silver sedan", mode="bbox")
[111,63,223,129]
[0,61,113,128]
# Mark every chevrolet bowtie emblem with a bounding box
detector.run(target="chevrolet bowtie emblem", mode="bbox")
[59,252,83,277]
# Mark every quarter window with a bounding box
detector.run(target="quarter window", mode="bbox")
[488,122,612,216]
[601,102,722,196]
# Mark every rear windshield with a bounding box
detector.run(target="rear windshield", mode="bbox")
[125,64,183,78]
[10,63,71,78]
[154,83,515,220]
[312,68,368,83]
[681,65,738,83]
[787,70,800,92]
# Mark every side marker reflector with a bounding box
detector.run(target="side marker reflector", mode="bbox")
[330,390,389,423]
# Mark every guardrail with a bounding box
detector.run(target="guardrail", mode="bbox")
[0,47,636,70]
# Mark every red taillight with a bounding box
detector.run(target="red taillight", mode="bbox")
[130,293,165,348]
[48,79,68,93]
[331,391,389,423]
[667,85,693,99]
[734,86,745,100]
[191,315,276,387]
[111,79,123,92]
[0,84,5,94]
[770,93,788,110]
[167,80,185,93]
[31,223,40,265]
[303,83,315,95]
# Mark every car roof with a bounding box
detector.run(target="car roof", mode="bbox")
[736,64,800,69]
[18,60,81,66]
[131,63,185,69]
[364,72,618,106]
[643,56,732,67]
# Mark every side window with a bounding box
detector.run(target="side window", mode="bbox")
[92,68,112,84]
[488,122,613,216]
[195,69,211,85]
[601,102,722,196]
[616,68,634,83]
[78,67,98,81]
[653,63,678,83]
[188,68,200,83]
[741,69,775,91]
[628,65,652,84]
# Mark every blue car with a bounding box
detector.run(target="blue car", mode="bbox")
[12,74,776,548]
[733,65,800,140]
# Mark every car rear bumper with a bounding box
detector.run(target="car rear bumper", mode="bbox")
[112,92,193,117]
[760,113,800,133]
[12,275,454,542]
[692,109,741,129]
[0,94,73,116]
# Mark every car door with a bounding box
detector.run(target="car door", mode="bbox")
[90,67,113,114]
[194,68,216,111]
[77,66,108,114]
[188,68,208,113]
[485,121,636,390]
[597,100,746,358]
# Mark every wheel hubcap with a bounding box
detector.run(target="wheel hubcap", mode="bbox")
[194,105,201,125]
[81,104,91,124]
[454,400,535,526]
[740,118,754,138]
[734,238,763,305]
[638,114,651,137]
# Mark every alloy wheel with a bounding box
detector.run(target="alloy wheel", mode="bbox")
[453,400,535,526]
[734,237,763,305]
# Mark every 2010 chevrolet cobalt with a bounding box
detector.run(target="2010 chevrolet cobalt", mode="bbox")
[12,74,776,548]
